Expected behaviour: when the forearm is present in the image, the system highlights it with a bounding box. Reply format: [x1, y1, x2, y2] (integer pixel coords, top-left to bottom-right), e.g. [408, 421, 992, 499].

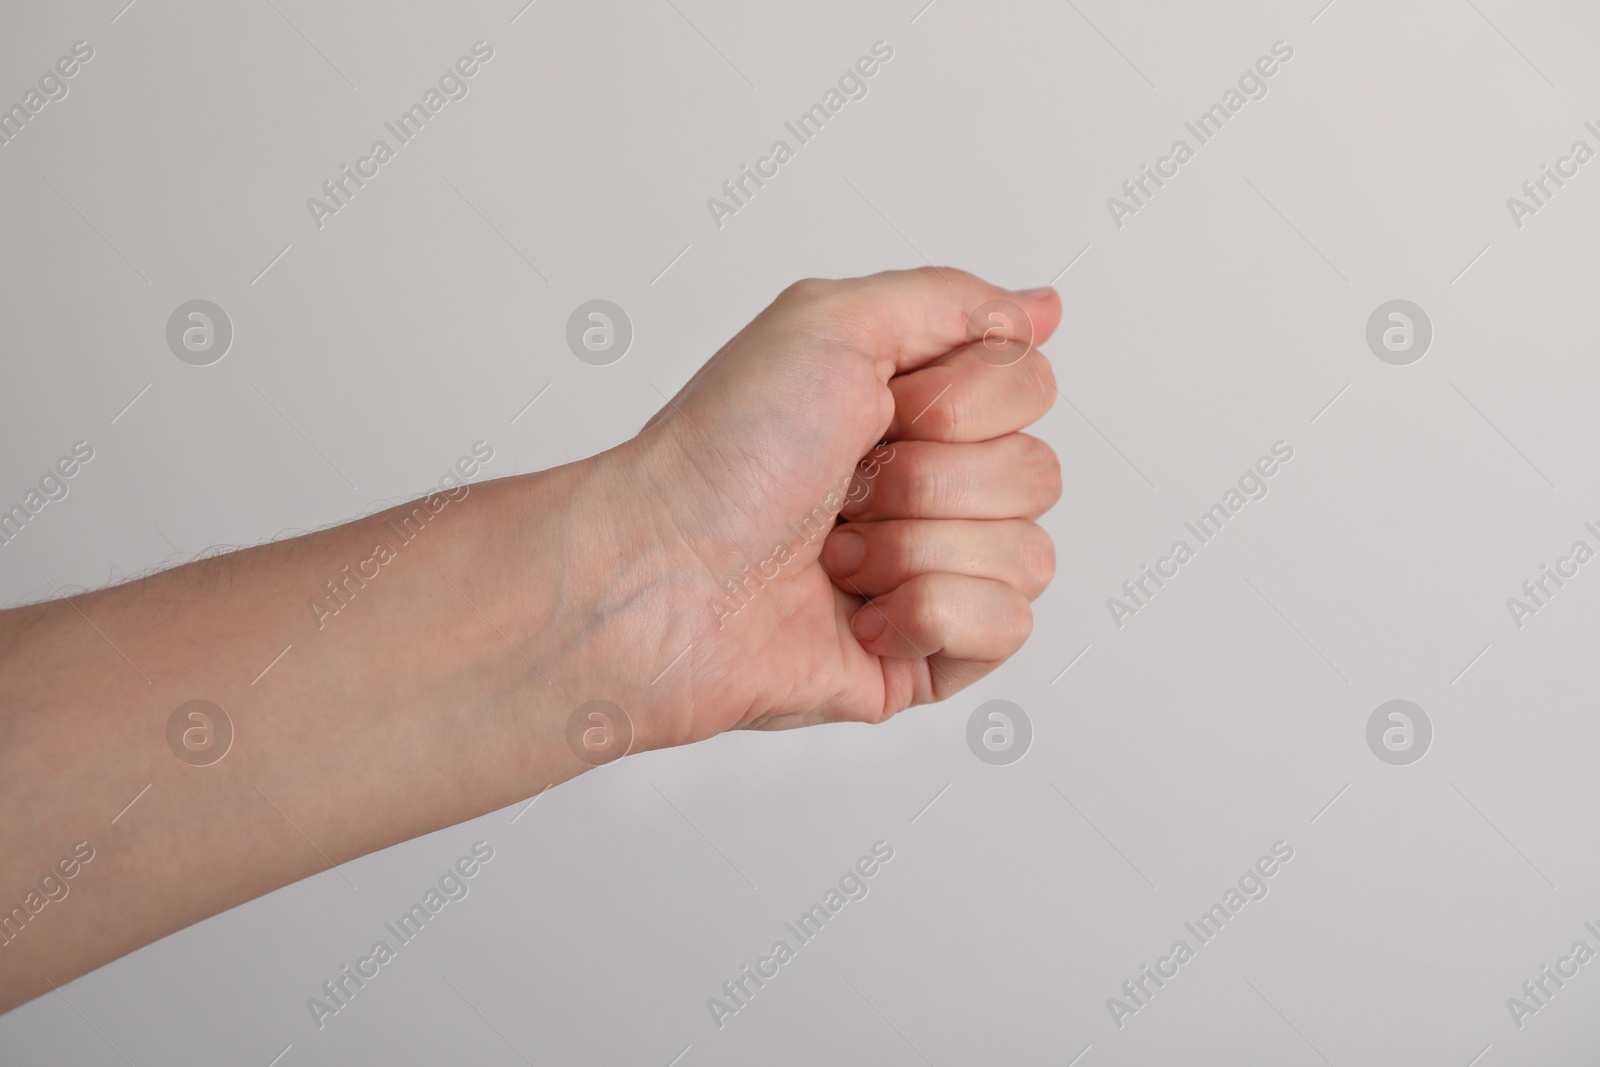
[0, 266, 1063, 1020]
[0, 445, 672, 1010]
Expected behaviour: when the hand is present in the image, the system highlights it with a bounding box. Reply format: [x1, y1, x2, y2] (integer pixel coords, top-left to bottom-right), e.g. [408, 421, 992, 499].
[0, 266, 1061, 1010]
[574, 267, 1063, 748]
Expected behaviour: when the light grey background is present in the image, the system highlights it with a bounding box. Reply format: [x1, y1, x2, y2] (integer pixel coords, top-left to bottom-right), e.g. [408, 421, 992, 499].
[3, 0, 1598, 1063]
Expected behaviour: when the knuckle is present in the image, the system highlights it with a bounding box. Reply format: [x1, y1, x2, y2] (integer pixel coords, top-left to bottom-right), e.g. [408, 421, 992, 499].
[918, 457, 967, 516]
[996, 593, 1034, 650]
[1011, 604, 1036, 646]
[1017, 523, 1056, 596]
[1024, 435, 1062, 508]
[896, 446, 933, 509]
[920, 385, 967, 441]
[884, 521, 927, 575]
[776, 277, 838, 310]
[948, 386, 983, 441]
[1024, 349, 1057, 403]
[907, 576, 949, 637]
[917, 265, 967, 287]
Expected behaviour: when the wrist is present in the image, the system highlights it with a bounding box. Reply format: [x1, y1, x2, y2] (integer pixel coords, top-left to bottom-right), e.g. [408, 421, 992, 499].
[464, 442, 695, 766]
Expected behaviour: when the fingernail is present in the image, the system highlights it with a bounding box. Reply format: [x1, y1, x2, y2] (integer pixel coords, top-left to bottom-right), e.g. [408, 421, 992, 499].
[852, 603, 888, 642]
[824, 529, 865, 577]
[1015, 286, 1057, 300]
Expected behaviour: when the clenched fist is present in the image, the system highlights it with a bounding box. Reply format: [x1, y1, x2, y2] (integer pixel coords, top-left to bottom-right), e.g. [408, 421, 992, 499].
[576, 267, 1063, 746]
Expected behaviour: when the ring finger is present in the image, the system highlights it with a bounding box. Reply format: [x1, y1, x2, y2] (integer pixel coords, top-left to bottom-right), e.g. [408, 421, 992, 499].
[822, 518, 1055, 600]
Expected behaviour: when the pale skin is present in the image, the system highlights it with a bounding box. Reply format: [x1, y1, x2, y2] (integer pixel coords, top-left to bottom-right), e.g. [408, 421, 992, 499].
[0, 267, 1062, 1013]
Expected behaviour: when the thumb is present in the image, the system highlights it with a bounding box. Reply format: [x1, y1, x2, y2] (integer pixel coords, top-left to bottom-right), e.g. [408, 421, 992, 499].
[797, 266, 1062, 375]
